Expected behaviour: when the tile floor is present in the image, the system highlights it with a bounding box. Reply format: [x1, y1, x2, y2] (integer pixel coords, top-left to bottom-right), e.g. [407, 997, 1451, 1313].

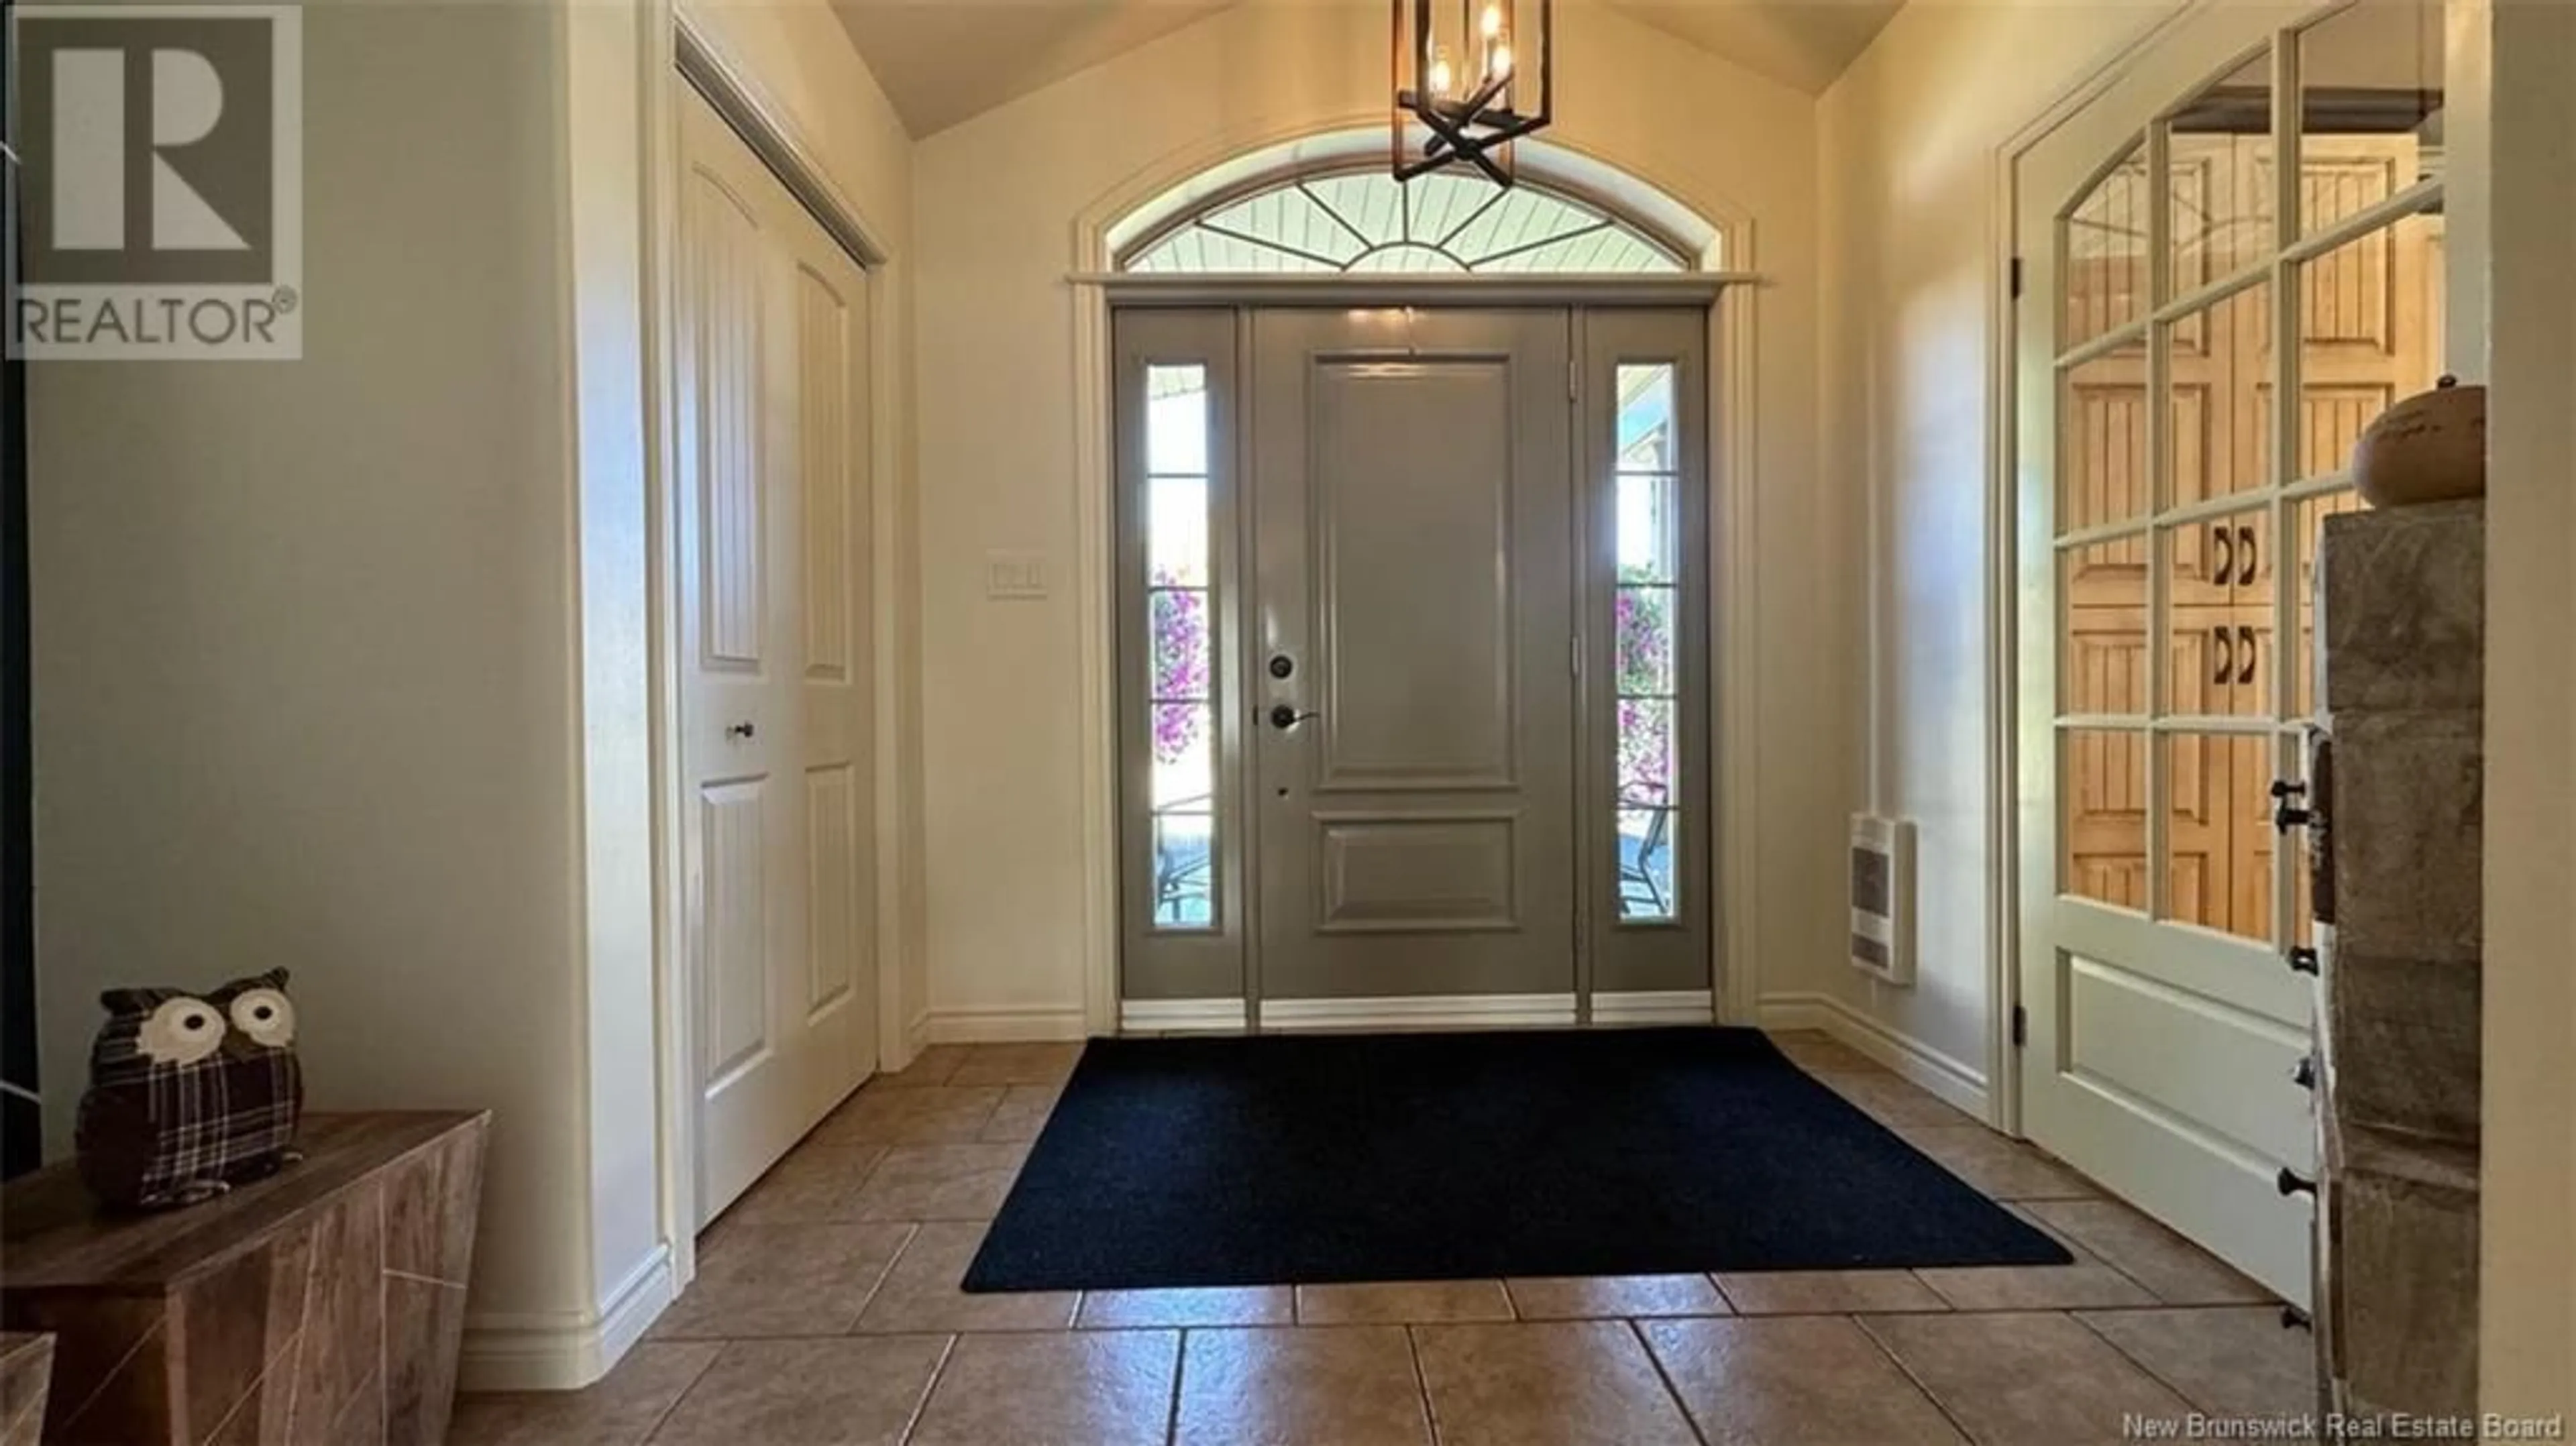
[451, 1033, 2316, 1446]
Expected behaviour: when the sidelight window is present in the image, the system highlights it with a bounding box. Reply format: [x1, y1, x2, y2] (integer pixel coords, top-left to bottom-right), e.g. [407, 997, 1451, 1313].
[1614, 363, 1682, 921]
[1145, 364, 1218, 928]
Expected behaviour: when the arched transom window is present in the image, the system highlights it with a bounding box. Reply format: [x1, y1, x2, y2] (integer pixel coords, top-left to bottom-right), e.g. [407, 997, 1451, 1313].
[1119, 167, 1688, 274]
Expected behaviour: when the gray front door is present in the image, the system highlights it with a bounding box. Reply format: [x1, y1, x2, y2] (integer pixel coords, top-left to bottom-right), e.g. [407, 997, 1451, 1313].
[1250, 309, 1577, 1001]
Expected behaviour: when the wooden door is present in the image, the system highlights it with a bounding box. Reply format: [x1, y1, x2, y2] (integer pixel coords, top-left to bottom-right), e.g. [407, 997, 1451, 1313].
[677, 91, 877, 1226]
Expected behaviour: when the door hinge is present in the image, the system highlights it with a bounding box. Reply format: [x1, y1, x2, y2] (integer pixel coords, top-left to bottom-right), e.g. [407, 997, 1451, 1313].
[1570, 632, 1583, 678]
[1567, 359, 1578, 402]
[2011, 1003, 2028, 1047]
[2009, 256, 2025, 300]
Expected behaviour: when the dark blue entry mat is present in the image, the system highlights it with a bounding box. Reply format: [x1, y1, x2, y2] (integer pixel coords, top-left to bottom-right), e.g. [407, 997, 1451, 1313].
[963, 1027, 2069, 1291]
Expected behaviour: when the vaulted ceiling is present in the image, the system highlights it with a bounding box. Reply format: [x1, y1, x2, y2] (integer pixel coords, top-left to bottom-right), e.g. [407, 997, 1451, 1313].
[828, 0, 1907, 139]
[1613, 0, 1905, 95]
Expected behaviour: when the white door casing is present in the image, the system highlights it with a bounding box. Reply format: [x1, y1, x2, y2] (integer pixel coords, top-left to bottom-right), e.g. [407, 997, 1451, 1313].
[2015, 0, 2444, 1305]
[676, 89, 877, 1227]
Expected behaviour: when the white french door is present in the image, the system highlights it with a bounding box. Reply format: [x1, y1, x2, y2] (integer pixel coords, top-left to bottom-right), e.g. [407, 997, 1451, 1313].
[2015, 0, 2445, 1302]
[676, 88, 879, 1225]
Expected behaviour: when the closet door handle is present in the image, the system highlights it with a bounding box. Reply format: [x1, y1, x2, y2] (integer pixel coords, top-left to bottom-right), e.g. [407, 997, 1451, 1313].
[2237, 625, 2258, 685]
[2237, 524, 2259, 587]
[2211, 525, 2233, 583]
[2211, 626, 2234, 685]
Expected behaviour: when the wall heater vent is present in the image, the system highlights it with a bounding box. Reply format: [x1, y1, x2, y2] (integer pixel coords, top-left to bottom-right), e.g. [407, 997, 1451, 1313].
[1849, 814, 1916, 987]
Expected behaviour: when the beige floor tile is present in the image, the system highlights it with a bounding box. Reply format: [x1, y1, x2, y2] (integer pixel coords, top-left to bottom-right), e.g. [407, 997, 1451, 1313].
[978, 1084, 1063, 1144]
[1813, 1070, 1972, 1129]
[853, 1221, 1080, 1333]
[847, 1142, 1030, 1221]
[449, 1343, 718, 1446]
[811, 1085, 1004, 1146]
[1503, 1275, 1729, 1320]
[1075, 1286, 1295, 1329]
[651, 1221, 913, 1338]
[1173, 1326, 1433, 1446]
[718, 1144, 886, 1226]
[1766, 1032, 1880, 1073]
[1915, 1213, 2159, 1311]
[1894, 1124, 2100, 1199]
[908, 1329, 1179, 1446]
[1913, 1260, 2157, 1311]
[1860, 1311, 2192, 1446]
[1411, 1321, 1697, 1445]
[873, 1044, 969, 1088]
[2078, 1306, 2318, 1421]
[1640, 1315, 1967, 1446]
[2025, 1198, 2274, 1305]
[1713, 1269, 1949, 1316]
[947, 1042, 1087, 1087]
[1295, 1280, 1514, 1325]
[645, 1337, 949, 1446]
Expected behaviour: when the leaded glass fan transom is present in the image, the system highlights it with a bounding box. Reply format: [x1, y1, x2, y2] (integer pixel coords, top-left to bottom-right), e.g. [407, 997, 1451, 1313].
[1120, 169, 1687, 274]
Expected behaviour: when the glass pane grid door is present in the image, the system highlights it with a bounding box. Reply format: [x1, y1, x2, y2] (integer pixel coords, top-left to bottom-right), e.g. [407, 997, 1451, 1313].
[2051, 12, 2443, 950]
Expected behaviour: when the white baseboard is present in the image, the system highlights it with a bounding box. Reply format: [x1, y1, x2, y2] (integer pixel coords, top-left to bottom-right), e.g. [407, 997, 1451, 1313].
[1755, 991, 1991, 1123]
[1260, 993, 1577, 1031]
[920, 1005, 1090, 1044]
[459, 1243, 674, 1394]
[1119, 998, 1249, 1033]
[1593, 990, 1715, 1025]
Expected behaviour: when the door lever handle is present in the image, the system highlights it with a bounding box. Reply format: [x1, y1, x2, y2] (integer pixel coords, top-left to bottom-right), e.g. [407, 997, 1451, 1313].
[725, 720, 757, 740]
[1269, 704, 1320, 730]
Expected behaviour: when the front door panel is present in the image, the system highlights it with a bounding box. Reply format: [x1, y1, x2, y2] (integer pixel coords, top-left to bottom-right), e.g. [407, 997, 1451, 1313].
[1252, 310, 1575, 1001]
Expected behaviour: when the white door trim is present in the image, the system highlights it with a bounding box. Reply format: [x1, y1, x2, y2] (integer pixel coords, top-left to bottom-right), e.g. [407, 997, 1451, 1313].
[672, 20, 886, 269]
[1593, 990, 1718, 1025]
[1118, 999, 1254, 1034]
[1981, 0, 2211, 1137]
[1067, 121, 1766, 1035]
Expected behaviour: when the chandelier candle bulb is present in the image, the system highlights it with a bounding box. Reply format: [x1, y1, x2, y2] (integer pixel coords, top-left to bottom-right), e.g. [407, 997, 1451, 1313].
[1392, 0, 1552, 184]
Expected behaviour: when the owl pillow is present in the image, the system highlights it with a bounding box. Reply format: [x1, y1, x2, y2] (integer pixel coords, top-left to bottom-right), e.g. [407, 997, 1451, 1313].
[76, 968, 304, 1210]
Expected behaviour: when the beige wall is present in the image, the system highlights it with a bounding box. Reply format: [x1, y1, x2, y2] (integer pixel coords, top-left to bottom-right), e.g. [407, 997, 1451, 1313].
[1813, 0, 2182, 1089]
[908, 0, 1840, 1034]
[32, 0, 592, 1340]
[2477, 0, 2576, 1414]
[29, 0, 918, 1392]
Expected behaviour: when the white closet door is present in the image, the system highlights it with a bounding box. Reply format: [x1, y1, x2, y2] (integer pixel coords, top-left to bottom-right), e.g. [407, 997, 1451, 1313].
[677, 88, 876, 1227]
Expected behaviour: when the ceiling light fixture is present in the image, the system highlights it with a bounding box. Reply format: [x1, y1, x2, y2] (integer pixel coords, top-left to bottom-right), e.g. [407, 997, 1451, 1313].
[1391, 0, 1552, 187]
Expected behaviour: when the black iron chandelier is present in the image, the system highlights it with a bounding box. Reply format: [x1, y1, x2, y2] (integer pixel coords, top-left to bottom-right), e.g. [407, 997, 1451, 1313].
[1391, 0, 1552, 186]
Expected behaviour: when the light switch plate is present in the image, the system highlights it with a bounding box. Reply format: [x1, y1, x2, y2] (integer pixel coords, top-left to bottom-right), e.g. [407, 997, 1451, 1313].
[985, 549, 1049, 600]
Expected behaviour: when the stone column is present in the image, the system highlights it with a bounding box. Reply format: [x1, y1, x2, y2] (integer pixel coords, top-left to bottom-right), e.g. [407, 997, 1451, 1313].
[2314, 498, 2483, 1421]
